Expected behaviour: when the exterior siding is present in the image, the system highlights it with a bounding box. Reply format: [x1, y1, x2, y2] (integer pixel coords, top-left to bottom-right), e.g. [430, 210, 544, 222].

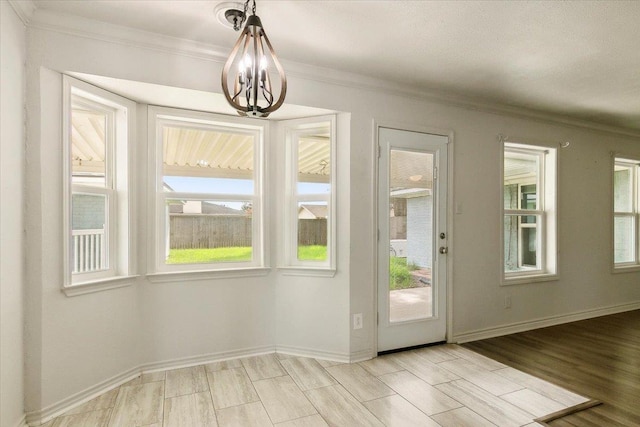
[72, 194, 105, 230]
[407, 196, 432, 268]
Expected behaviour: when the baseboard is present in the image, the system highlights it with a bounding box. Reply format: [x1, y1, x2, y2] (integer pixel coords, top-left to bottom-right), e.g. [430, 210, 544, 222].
[349, 348, 375, 363]
[24, 344, 276, 426]
[14, 415, 28, 427]
[275, 344, 351, 363]
[453, 301, 640, 343]
[139, 344, 276, 373]
[25, 367, 140, 426]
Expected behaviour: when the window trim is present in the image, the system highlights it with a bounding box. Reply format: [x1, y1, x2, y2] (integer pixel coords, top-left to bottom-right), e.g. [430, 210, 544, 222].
[148, 106, 268, 275]
[62, 76, 136, 292]
[501, 138, 558, 285]
[613, 155, 640, 272]
[280, 115, 337, 274]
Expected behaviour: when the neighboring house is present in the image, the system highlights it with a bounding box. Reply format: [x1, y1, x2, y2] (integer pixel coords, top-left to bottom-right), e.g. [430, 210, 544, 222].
[71, 193, 105, 230]
[298, 204, 328, 219]
[168, 200, 245, 215]
[390, 188, 432, 268]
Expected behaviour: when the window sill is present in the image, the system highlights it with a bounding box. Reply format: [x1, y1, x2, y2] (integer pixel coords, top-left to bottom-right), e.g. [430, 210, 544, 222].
[502, 273, 558, 286]
[63, 275, 139, 297]
[146, 267, 271, 283]
[277, 267, 336, 278]
[612, 265, 640, 274]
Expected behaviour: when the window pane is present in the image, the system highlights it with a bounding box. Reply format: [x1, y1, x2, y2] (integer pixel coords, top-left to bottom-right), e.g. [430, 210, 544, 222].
[71, 104, 107, 187]
[297, 133, 330, 195]
[520, 184, 537, 210]
[504, 184, 518, 210]
[614, 165, 633, 212]
[165, 199, 252, 264]
[504, 214, 539, 271]
[504, 151, 539, 210]
[388, 148, 434, 322]
[297, 202, 328, 261]
[521, 225, 537, 267]
[71, 193, 107, 273]
[614, 216, 635, 263]
[162, 126, 254, 195]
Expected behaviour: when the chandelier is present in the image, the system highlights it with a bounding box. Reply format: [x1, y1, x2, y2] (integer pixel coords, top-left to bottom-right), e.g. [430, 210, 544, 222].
[221, 0, 287, 118]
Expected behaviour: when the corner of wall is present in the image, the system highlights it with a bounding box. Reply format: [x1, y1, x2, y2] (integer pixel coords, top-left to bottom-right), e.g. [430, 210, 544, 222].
[1, 2, 28, 426]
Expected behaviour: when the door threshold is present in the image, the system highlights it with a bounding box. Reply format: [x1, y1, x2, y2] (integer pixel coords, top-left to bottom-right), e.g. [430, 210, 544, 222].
[378, 340, 446, 356]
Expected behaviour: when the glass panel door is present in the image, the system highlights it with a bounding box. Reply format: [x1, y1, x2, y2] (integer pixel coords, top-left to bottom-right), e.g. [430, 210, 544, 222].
[378, 127, 448, 352]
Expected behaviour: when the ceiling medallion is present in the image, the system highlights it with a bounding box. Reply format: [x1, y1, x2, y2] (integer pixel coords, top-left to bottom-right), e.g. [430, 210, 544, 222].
[220, 0, 287, 118]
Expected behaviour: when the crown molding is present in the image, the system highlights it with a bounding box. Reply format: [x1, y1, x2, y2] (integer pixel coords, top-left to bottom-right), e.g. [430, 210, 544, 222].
[26, 7, 640, 139]
[29, 8, 229, 63]
[8, 0, 36, 25]
[285, 60, 640, 139]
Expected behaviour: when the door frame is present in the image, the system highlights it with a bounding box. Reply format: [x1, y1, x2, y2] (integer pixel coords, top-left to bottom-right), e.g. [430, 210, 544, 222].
[371, 120, 455, 354]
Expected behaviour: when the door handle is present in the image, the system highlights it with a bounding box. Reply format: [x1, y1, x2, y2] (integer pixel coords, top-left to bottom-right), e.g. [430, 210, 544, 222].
[439, 247, 448, 254]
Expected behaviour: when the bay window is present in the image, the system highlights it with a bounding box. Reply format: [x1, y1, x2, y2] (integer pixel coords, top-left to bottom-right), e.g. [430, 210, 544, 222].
[282, 116, 336, 272]
[63, 76, 134, 289]
[149, 107, 266, 273]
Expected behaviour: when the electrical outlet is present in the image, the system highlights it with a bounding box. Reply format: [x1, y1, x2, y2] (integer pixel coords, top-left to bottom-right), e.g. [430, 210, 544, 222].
[504, 295, 512, 309]
[353, 313, 363, 329]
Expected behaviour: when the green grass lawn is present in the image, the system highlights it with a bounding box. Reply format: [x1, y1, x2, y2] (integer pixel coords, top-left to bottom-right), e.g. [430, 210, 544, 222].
[167, 247, 253, 264]
[298, 245, 327, 261]
[389, 257, 419, 290]
[169, 249, 415, 289]
[167, 245, 328, 264]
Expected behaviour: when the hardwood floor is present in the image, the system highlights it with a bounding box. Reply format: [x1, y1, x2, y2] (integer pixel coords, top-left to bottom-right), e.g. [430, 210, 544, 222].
[464, 310, 640, 427]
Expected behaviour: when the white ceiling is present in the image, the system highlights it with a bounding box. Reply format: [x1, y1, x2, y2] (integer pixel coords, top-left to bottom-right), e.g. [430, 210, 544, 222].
[32, 0, 640, 132]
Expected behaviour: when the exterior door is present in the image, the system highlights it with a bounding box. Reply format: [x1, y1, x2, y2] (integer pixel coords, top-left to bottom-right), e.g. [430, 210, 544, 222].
[377, 127, 448, 352]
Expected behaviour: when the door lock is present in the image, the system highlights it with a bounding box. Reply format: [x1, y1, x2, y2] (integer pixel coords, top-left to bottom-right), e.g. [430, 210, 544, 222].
[439, 247, 448, 254]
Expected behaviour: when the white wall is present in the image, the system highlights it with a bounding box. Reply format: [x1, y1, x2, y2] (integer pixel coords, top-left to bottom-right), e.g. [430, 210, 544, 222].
[24, 67, 143, 420]
[21, 8, 640, 419]
[273, 113, 351, 360]
[0, 2, 27, 426]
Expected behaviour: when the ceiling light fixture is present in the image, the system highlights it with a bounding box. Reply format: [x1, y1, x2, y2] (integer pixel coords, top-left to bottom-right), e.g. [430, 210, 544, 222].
[221, 0, 287, 118]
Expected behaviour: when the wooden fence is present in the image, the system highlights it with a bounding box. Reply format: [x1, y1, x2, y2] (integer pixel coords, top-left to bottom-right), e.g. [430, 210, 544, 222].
[298, 218, 327, 246]
[170, 215, 252, 249]
[170, 215, 328, 248]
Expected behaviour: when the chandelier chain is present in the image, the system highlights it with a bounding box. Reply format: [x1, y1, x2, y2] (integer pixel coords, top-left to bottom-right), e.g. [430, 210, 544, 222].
[235, 0, 256, 30]
[242, 0, 257, 18]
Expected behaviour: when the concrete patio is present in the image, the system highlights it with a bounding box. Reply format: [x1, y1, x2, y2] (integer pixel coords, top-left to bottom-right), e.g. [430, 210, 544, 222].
[389, 286, 433, 322]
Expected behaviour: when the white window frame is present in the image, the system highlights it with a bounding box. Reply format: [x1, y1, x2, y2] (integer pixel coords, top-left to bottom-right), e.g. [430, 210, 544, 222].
[501, 139, 558, 284]
[62, 76, 136, 294]
[280, 115, 337, 275]
[613, 156, 640, 271]
[147, 107, 268, 277]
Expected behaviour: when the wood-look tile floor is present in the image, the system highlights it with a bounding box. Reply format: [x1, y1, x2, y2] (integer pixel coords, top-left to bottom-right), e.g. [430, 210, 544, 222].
[41, 344, 590, 427]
